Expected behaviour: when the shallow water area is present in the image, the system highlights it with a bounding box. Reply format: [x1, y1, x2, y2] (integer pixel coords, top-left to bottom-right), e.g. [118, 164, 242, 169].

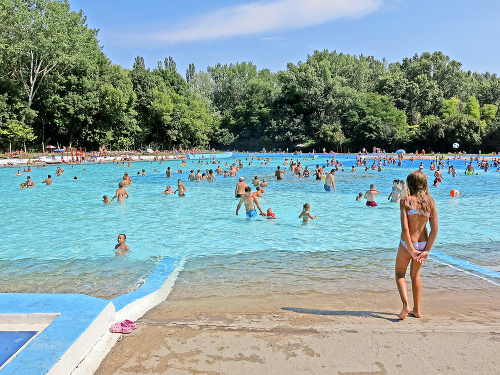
[1, 155, 499, 298]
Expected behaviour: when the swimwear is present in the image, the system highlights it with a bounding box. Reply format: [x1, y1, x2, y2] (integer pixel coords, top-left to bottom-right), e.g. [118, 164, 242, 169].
[366, 201, 377, 207]
[467, 171, 473, 175]
[236, 194, 243, 198]
[324, 184, 332, 192]
[400, 239, 427, 251]
[406, 197, 430, 217]
[246, 209, 257, 218]
[391, 198, 398, 202]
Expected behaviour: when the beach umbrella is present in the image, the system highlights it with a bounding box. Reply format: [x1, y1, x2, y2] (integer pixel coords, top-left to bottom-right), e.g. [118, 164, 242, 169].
[146, 148, 154, 153]
[46, 145, 56, 149]
[395, 149, 406, 154]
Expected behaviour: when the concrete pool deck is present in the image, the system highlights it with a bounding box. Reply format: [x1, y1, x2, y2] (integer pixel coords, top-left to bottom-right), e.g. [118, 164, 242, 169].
[0, 256, 184, 375]
[95, 287, 500, 375]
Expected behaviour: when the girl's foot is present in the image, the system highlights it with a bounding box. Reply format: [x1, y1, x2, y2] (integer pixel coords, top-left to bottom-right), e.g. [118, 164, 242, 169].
[398, 306, 411, 320]
[409, 310, 422, 318]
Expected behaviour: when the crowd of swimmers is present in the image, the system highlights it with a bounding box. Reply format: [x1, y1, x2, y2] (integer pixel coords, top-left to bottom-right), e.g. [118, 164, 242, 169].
[20, 150, 500, 319]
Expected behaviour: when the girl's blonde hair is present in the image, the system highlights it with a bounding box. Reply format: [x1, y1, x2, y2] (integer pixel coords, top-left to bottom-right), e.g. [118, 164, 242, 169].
[406, 171, 430, 212]
[303, 203, 311, 210]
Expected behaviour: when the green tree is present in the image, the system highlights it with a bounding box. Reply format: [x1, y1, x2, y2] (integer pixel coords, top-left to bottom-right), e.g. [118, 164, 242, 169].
[480, 104, 498, 125]
[464, 96, 480, 119]
[439, 97, 461, 118]
[1, 0, 102, 115]
[0, 119, 36, 152]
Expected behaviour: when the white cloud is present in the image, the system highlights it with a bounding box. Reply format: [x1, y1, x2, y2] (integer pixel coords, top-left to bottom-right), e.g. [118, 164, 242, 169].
[133, 0, 381, 44]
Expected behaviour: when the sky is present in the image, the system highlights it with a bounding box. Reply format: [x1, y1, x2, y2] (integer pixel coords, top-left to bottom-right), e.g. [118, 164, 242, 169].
[69, 0, 500, 76]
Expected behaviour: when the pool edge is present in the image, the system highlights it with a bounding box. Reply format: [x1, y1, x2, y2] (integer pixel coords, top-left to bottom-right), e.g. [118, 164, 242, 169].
[0, 257, 185, 375]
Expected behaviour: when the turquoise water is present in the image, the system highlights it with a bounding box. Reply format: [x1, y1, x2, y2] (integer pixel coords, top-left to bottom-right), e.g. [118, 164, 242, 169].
[1, 156, 499, 298]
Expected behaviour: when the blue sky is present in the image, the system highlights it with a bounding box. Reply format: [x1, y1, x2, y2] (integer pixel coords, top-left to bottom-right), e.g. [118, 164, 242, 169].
[70, 0, 500, 76]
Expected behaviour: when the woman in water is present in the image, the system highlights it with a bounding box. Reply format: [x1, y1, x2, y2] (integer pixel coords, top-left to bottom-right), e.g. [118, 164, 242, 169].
[395, 171, 438, 319]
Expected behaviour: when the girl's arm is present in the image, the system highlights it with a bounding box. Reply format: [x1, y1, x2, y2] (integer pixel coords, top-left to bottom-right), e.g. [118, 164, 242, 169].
[417, 198, 438, 262]
[399, 199, 421, 260]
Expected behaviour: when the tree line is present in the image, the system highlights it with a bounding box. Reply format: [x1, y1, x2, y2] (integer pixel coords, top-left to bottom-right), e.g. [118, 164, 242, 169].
[1, 0, 499, 153]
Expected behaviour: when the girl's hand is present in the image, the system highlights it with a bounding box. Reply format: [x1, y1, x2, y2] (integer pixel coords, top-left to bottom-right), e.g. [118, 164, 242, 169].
[416, 250, 429, 263]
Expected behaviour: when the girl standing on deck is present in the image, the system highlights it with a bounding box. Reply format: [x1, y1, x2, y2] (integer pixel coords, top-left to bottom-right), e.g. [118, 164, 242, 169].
[395, 171, 438, 319]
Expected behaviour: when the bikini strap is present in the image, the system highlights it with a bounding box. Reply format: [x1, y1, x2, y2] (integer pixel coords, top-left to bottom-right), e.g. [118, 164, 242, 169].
[408, 196, 414, 209]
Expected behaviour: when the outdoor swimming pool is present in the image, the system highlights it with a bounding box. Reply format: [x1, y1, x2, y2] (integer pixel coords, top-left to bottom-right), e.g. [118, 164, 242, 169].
[1, 155, 499, 299]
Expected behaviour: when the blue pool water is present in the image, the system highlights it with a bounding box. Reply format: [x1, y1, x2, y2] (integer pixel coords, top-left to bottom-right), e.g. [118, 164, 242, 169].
[1, 155, 499, 298]
[0, 331, 37, 367]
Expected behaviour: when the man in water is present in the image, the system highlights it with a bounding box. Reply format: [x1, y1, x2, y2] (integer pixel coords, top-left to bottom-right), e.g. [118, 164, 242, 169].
[42, 175, 52, 185]
[324, 169, 337, 192]
[434, 166, 444, 182]
[466, 162, 474, 175]
[252, 176, 260, 187]
[275, 166, 284, 180]
[166, 167, 172, 178]
[235, 177, 248, 198]
[236, 186, 264, 218]
[364, 184, 380, 207]
[111, 182, 129, 202]
[175, 179, 187, 197]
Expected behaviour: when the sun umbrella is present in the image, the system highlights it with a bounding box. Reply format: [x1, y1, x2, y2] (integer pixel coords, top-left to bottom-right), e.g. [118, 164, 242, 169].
[46, 145, 56, 149]
[395, 149, 406, 154]
[146, 148, 154, 153]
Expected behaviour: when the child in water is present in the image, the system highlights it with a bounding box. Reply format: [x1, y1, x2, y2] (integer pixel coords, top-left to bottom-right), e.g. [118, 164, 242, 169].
[115, 233, 130, 255]
[299, 203, 317, 223]
[266, 208, 276, 219]
[355, 192, 363, 201]
[395, 171, 438, 320]
[101, 195, 111, 204]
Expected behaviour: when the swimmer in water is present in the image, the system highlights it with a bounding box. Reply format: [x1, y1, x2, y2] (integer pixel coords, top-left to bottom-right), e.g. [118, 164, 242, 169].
[266, 208, 276, 219]
[356, 192, 363, 201]
[111, 182, 129, 202]
[236, 186, 264, 218]
[115, 233, 130, 255]
[299, 203, 317, 223]
[174, 179, 187, 197]
[101, 195, 111, 204]
[395, 171, 438, 320]
[364, 184, 380, 206]
[324, 170, 336, 192]
[388, 179, 401, 202]
[42, 175, 53, 185]
[160, 185, 175, 195]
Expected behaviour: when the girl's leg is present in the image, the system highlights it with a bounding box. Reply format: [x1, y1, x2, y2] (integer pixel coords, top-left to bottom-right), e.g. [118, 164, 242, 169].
[395, 244, 412, 319]
[409, 258, 423, 318]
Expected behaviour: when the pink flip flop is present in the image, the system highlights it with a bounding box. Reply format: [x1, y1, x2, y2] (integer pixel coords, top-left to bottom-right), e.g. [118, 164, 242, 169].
[110, 322, 132, 334]
[122, 319, 138, 329]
